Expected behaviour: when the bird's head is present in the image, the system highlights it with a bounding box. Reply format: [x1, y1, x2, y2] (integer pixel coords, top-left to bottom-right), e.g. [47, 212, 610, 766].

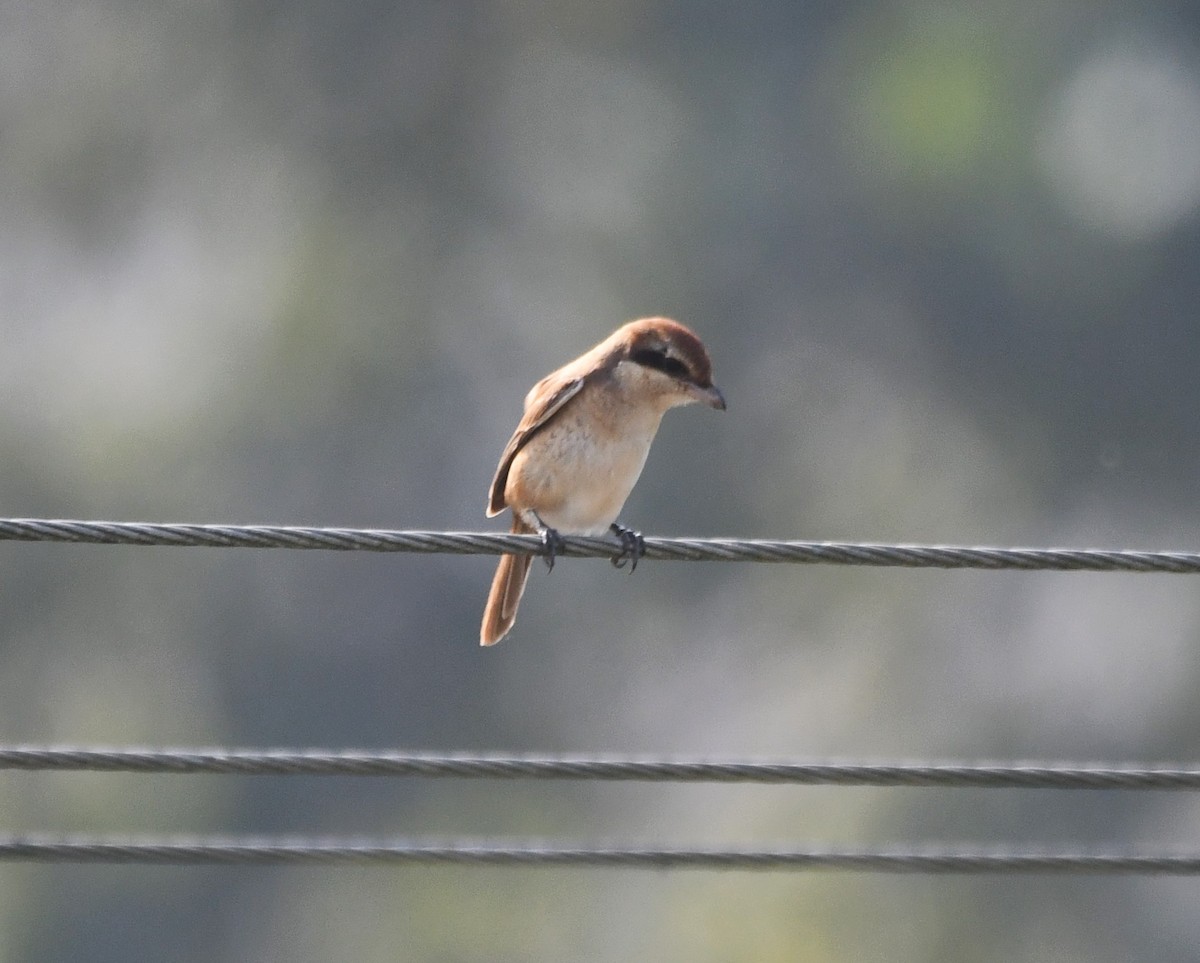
[613, 317, 726, 411]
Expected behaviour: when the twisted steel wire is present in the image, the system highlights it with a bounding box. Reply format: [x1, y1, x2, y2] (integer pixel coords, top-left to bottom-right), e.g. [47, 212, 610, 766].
[4, 521, 1196, 876]
[3, 747, 1200, 789]
[0, 835, 1197, 872]
[1, 518, 1199, 571]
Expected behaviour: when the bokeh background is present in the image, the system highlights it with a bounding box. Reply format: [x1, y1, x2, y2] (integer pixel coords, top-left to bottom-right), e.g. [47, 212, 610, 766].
[3, 0, 1200, 959]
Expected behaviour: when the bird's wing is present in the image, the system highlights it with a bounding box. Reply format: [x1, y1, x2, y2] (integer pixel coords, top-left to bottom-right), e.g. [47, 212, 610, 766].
[486, 373, 587, 516]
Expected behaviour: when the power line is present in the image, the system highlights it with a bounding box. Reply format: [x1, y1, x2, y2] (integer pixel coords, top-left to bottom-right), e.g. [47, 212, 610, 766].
[4, 524, 1196, 879]
[0, 836, 1197, 872]
[1, 518, 1199, 572]
[3, 747, 1200, 789]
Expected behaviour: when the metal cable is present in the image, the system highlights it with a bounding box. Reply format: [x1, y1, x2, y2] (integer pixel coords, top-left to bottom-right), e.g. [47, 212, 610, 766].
[1, 518, 1199, 571]
[2, 747, 1200, 789]
[0, 836, 1196, 872]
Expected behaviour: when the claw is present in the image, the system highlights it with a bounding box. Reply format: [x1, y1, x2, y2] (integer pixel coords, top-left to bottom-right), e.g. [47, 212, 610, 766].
[609, 523, 645, 571]
[538, 525, 566, 572]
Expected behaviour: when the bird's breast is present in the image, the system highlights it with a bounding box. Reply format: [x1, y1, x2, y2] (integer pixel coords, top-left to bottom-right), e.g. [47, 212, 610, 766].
[504, 401, 664, 535]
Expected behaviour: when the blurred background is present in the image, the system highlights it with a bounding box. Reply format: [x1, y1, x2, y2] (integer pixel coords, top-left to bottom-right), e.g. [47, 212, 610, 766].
[2, 0, 1200, 959]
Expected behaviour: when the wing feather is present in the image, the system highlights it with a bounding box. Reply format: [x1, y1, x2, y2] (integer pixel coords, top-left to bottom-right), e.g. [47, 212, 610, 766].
[486, 374, 586, 516]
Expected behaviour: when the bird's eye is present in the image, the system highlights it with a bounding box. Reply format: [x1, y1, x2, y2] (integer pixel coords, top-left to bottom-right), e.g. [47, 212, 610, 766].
[631, 347, 690, 379]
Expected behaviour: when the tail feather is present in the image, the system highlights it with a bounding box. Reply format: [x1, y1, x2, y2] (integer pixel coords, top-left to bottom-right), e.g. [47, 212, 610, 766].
[480, 519, 534, 646]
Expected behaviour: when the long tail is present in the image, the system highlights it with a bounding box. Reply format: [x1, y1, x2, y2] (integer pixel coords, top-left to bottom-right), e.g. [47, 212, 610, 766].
[480, 517, 534, 646]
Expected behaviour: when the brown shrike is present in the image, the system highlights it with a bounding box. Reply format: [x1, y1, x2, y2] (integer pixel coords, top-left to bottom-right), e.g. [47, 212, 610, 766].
[480, 317, 725, 646]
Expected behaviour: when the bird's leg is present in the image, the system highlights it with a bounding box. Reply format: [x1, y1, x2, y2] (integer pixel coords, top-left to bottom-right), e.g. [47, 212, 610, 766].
[529, 512, 565, 572]
[539, 527, 566, 571]
[609, 522, 645, 571]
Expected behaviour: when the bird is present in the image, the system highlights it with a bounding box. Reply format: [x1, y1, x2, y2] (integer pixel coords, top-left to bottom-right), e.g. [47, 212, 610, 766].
[480, 317, 725, 646]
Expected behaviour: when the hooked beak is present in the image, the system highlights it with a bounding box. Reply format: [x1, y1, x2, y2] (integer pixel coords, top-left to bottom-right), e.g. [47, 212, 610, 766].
[689, 382, 726, 410]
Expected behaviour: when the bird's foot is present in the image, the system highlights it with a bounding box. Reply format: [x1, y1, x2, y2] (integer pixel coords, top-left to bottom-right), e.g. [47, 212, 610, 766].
[538, 525, 566, 572]
[609, 523, 645, 571]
